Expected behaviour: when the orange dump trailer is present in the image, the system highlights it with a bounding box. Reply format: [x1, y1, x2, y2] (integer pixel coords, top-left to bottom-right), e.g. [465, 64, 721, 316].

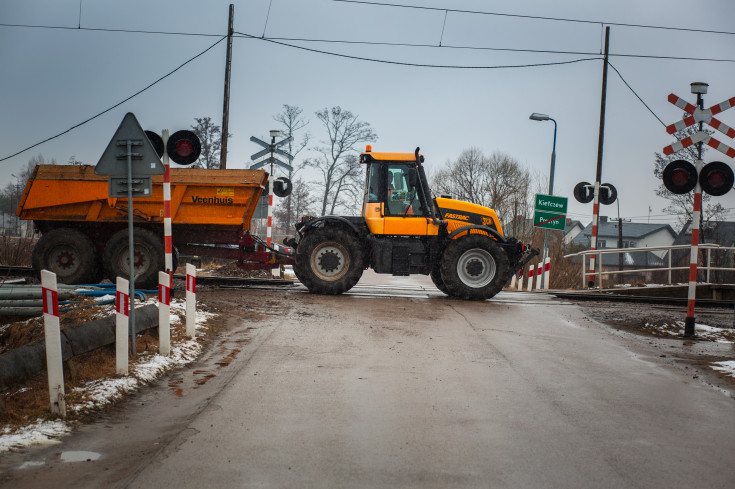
[16, 165, 289, 287]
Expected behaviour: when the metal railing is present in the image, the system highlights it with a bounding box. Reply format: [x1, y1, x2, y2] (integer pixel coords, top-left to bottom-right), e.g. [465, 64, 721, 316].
[564, 244, 735, 290]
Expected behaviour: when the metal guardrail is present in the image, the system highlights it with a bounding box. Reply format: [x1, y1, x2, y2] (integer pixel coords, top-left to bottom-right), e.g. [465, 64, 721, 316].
[564, 244, 735, 290]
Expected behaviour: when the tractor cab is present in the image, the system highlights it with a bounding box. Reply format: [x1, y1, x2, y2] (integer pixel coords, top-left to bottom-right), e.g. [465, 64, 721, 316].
[360, 146, 440, 236]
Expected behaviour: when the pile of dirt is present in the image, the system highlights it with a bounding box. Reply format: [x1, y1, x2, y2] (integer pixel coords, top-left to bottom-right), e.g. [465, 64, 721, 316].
[208, 261, 275, 279]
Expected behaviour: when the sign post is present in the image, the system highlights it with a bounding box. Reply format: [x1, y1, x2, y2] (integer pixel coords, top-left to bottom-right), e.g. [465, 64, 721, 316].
[95, 113, 164, 356]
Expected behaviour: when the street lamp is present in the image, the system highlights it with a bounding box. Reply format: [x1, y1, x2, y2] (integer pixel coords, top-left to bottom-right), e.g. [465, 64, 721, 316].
[529, 112, 558, 288]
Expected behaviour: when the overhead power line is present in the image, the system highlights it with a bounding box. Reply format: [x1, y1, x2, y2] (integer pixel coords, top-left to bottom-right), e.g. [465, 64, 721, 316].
[332, 0, 735, 37]
[236, 32, 601, 69]
[3, 22, 734, 63]
[0, 36, 226, 163]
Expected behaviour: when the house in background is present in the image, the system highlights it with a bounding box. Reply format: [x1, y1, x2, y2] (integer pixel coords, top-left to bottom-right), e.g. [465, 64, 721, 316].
[571, 217, 678, 282]
[564, 219, 584, 245]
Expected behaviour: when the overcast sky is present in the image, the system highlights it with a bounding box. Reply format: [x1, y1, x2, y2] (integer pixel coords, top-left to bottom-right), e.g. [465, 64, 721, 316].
[2, 0, 734, 229]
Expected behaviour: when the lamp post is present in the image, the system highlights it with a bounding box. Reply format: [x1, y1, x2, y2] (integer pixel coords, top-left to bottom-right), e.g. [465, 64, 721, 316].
[529, 113, 557, 288]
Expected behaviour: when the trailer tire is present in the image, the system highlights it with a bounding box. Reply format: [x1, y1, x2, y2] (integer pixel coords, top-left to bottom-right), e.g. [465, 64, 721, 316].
[103, 228, 164, 289]
[32, 228, 98, 284]
[440, 235, 509, 300]
[294, 227, 364, 295]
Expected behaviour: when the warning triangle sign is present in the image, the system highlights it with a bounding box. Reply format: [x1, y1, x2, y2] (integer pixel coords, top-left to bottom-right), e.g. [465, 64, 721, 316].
[95, 113, 164, 176]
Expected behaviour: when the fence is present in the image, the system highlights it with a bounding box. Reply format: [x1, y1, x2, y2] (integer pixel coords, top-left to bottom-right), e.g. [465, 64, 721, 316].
[564, 244, 735, 290]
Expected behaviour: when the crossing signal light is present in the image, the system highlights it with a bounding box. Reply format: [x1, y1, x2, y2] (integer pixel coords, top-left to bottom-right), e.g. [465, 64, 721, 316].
[145, 131, 164, 158]
[662, 159, 697, 194]
[599, 183, 617, 205]
[573, 181, 594, 204]
[167, 130, 201, 165]
[273, 177, 293, 198]
[699, 161, 734, 196]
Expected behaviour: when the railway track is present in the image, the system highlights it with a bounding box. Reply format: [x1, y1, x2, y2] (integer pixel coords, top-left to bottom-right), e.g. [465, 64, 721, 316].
[2, 265, 734, 308]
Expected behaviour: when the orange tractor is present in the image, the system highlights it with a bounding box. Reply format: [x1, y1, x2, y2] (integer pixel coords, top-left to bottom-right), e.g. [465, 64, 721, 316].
[291, 147, 537, 300]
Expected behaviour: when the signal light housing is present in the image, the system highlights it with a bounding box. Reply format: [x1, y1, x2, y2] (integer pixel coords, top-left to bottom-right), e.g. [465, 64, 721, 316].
[573, 181, 594, 204]
[662, 159, 697, 194]
[145, 131, 164, 158]
[273, 177, 293, 198]
[167, 130, 201, 165]
[599, 183, 617, 205]
[699, 161, 734, 196]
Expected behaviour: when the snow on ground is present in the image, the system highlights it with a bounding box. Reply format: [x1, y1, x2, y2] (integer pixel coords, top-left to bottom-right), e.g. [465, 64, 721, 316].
[711, 361, 735, 379]
[643, 321, 735, 343]
[0, 299, 216, 454]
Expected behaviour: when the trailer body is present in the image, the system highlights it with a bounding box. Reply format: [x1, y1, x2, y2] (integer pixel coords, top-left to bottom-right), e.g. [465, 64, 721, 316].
[17, 165, 289, 286]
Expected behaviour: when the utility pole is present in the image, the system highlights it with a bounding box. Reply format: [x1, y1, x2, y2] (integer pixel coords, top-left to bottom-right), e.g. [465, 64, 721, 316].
[220, 4, 234, 170]
[588, 26, 610, 287]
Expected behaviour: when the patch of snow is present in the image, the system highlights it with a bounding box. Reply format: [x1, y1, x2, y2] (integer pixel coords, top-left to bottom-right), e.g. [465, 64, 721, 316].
[0, 420, 69, 453]
[0, 299, 216, 454]
[711, 360, 735, 378]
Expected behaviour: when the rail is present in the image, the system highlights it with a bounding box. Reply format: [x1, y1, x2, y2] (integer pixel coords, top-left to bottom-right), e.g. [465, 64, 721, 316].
[564, 243, 735, 290]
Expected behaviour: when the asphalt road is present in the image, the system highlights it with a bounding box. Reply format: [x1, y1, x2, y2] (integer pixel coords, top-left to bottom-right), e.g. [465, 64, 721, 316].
[2, 273, 735, 488]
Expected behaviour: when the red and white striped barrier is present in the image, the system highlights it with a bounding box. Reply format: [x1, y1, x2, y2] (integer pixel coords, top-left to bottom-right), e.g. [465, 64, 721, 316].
[542, 257, 551, 290]
[41, 270, 66, 417]
[186, 263, 196, 339]
[116, 277, 130, 374]
[516, 269, 524, 291]
[158, 271, 171, 356]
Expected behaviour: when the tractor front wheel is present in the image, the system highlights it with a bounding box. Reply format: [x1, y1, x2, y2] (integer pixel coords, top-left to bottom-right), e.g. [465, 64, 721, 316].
[440, 235, 509, 300]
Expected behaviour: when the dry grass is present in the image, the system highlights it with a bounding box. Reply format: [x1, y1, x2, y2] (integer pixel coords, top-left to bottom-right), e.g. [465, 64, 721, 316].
[0, 236, 35, 267]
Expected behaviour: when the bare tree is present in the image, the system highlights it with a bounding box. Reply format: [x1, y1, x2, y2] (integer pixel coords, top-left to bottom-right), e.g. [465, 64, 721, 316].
[273, 178, 317, 236]
[190, 117, 223, 169]
[273, 104, 310, 231]
[431, 148, 533, 230]
[306, 106, 377, 216]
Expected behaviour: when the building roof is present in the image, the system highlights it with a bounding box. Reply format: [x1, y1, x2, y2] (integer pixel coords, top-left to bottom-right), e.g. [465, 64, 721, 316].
[564, 220, 583, 234]
[572, 221, 677, 246]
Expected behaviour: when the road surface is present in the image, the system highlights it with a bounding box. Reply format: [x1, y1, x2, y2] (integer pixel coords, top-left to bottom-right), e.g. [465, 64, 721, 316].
[2, 273, 734, 488]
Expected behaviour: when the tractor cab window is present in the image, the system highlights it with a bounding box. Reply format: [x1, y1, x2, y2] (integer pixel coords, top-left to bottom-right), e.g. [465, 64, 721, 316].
[385, 164, 424, 217]
[366, 163, 382, 203]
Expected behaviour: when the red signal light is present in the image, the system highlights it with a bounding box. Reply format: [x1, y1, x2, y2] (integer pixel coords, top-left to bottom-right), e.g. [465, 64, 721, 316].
[167, 130, 201, 165]
[662, 160, 697, 194]
[700, 161, 733, 196]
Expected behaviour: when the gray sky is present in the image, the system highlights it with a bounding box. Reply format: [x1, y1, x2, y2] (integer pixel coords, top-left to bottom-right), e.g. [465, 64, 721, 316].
[2, 0, 735, 229]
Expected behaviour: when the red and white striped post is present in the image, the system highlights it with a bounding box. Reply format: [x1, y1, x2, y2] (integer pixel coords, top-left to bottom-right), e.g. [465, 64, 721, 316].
[588, 182, 601, 287]
[41, 270, 66, 417]
[185, 263, 196, 339]
[517, 269, 524, 291]
[158, 271, 171, 356]
[542, 257, 551, 289]
[685, 171, 703, 336]
[526, 265, 535, 292]
[116, 277, 130, 374]
[266, 177, 274, 248]
[535, 262, 543, 290]
[162, 129, 174, 287]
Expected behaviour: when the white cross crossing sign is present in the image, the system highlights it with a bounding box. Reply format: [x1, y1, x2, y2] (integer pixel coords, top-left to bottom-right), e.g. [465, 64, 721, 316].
[663, 93, 735, 159]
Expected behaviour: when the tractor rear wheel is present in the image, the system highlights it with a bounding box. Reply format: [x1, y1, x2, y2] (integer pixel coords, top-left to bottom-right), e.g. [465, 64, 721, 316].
[430, 265, 449, 295]
[440, 235, 509, 300]
[294, 227, 364, 295]
[32, 228, 98, 284]
[103, 228, 164, 289]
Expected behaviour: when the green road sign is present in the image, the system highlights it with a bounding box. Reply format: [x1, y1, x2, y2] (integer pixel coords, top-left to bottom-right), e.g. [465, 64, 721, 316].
[534, 194, 568, 231]
[535, 194, 568, 213]
[533, 209, 566, 231]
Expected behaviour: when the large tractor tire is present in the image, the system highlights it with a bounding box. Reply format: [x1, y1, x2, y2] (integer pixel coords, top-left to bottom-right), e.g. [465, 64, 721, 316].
[439, 235, 509, 300]
[103, 227, 164, 289]
[430, 265, 449, 295]
[31, 228, 99, 284]
[294, 227, 364, 295]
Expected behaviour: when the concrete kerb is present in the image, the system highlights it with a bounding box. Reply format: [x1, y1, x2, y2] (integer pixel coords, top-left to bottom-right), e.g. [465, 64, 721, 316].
[0, 304, 158, 390]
